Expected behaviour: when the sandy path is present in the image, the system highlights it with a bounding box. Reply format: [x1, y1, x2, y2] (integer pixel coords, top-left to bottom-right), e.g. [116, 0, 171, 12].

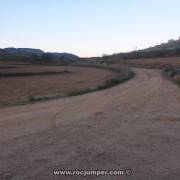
[0, 68, 180, 180]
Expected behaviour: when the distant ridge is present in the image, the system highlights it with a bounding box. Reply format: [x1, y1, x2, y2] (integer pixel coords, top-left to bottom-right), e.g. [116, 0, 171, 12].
[85, 37, 180, 64]
[0, 47, 79, 64]
[46, 52, 79, 61]
[0, 49, 9, 56]
[5, 48, 44, 57]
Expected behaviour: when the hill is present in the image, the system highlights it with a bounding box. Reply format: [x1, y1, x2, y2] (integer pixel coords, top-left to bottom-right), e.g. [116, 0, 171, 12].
[4, 48, 44, 57]
[84, 38, 180, 64]
[0, 49, 9, 56]
[0, 48, 79, 65]
[143, 38, 180, 52]
[45, 52, 79, 61]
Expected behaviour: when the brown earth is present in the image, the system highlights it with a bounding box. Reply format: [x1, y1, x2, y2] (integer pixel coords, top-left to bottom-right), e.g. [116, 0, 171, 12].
[121, 57, 180, 69]
[0, 61, 31, 65]
[0, 65, 75, 73]
[0, 68, 180, 180]
[0, 66, 117, 106]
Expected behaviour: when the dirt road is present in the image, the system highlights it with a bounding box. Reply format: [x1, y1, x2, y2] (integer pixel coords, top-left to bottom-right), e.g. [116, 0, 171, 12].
[0, 68, 180, 180]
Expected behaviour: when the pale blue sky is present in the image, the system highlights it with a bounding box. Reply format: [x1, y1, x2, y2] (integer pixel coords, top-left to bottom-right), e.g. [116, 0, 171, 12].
[0, 0, 180, 57]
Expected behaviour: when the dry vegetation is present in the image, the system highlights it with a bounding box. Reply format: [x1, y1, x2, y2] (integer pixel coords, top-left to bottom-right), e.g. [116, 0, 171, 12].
[163, 65, 180, 85]
[120, 57, 180, 69]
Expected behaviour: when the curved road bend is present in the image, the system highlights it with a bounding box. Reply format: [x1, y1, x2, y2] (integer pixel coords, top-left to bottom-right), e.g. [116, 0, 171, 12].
[0, 68, 180, 180]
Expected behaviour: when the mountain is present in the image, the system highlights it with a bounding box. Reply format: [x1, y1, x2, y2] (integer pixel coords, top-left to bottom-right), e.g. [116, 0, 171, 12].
[0, 49, 9, 56]
[45, 52, 79, 61]
[5, 48, 44, 57]
[0, 48, 79, 64]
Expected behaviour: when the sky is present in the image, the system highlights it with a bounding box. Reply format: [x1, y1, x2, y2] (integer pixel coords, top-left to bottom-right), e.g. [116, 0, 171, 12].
[0, 0, 180, 57]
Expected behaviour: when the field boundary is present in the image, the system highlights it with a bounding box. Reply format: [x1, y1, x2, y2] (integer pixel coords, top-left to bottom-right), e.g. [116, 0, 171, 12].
[0, 65, 135, 108]
[0, 70, 72, 78]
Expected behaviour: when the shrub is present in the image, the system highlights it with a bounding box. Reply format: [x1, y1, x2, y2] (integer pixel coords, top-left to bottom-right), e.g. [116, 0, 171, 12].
[163, 65, 180, 86]
[28, 96, 36, 102]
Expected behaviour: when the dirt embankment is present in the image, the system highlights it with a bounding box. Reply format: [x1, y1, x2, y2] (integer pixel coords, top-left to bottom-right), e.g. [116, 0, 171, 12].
[120, 56, 180, 69]
[0, 68, 180, 180]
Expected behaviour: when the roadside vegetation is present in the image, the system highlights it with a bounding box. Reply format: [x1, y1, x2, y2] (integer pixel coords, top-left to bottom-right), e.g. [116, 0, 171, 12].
[0, 70, 71, 78]
[164, 65, 180, 86]
[28, 65, 135, 102]
[66, 65, 134, 96]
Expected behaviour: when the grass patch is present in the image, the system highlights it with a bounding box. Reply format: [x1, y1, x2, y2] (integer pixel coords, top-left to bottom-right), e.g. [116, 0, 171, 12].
[0, 70, 72, 78]
[27, 94, 63, 103]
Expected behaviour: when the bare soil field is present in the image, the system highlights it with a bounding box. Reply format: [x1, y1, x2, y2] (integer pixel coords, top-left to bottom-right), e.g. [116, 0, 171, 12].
[122, 56, 180, 69]
[0, 61, 31, 66]
[0, 65, 118, 107]
[0, 68, 180, 180]
[0, 65, 73, 73]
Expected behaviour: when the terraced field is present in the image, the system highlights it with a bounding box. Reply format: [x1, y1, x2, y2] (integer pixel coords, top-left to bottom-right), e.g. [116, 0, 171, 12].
[0, 65, 118, 107]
